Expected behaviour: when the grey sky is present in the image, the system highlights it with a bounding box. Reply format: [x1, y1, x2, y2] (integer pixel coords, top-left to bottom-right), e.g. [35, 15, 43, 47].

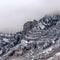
[0, 0, 60, 33]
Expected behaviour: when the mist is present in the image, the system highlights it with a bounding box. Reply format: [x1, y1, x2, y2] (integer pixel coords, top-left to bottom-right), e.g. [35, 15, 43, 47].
[0, 0, 60, 33]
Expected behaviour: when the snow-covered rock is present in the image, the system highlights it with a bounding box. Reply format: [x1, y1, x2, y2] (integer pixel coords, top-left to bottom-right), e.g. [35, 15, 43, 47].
[3, 38, 9, 42]
[0, 14, 60, 60]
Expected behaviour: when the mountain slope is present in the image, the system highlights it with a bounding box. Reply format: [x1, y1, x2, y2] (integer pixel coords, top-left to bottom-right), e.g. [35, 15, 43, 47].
[1, 14, 60, 60]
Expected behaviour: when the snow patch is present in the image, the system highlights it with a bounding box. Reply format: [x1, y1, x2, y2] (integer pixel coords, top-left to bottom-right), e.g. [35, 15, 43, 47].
[21, 39, 28, 46]
[3, 38, 9, 42]
[55, 52, 60, 56]
[38, 23, 45, 29]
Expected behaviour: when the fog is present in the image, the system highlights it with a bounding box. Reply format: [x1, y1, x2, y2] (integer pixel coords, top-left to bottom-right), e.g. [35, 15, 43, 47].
[0, 0, 60, 33]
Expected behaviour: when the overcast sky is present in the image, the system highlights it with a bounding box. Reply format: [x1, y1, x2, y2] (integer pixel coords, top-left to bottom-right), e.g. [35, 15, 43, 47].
[0, 0, 60, 33]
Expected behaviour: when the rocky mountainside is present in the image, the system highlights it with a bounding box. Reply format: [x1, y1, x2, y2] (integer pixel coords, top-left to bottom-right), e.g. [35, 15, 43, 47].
[0, 14, 60, 60]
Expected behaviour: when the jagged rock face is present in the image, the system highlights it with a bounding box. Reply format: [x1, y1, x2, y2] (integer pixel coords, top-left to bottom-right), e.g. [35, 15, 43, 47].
[0, 14, 60, 60]
[0, 33, 23, 56]
[39, 15, 60, 29]
[23, 20, 38, 34]
[18, 15, 60, 60]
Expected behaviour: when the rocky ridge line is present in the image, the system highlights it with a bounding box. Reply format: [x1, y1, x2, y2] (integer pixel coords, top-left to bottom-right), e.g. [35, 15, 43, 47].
[0, 14, 60, 60]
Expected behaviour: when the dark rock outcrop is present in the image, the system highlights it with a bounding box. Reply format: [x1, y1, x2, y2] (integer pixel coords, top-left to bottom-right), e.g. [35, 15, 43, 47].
[23, 20, 38, 34]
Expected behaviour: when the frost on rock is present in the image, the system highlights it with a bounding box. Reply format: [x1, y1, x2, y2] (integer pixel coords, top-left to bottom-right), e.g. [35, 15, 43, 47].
[0, 14, 60, 60]
[38, 23, 45, 29]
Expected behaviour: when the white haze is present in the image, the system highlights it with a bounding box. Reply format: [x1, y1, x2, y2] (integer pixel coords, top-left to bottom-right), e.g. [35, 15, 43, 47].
[0, 0, 60, 33]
